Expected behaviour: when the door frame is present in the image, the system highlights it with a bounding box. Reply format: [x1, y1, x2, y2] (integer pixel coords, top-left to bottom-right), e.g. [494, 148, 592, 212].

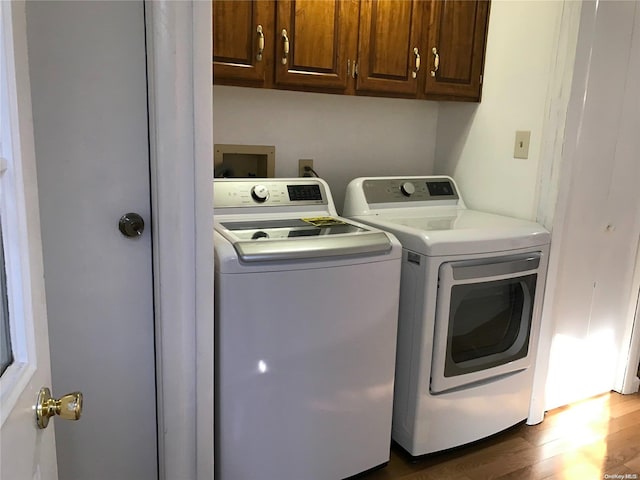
[527, 1, 583, 424]
[0, 1, 58, 476]
[616, 238, 640, 394]
[145, 2, 213, 479]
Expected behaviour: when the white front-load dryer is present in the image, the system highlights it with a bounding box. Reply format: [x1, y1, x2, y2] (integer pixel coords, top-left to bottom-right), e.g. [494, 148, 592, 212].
[343, 176, 551, 457]
[214, 178, 402, 479]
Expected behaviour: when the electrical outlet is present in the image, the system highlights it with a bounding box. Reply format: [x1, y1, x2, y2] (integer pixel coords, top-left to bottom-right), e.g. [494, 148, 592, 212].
[298, 159, 314, 177]
[514, 131, 531, 159]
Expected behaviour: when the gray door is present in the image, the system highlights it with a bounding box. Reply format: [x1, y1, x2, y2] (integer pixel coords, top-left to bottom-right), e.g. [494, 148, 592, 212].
[26, 2, 157, 479]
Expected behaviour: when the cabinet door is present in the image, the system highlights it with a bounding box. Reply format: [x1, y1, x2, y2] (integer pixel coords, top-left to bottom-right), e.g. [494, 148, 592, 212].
[213, 1, 275, 87]
[356, 0, 425, 97]
[274, 0, 359, 92]
[424, 0, 490, 101]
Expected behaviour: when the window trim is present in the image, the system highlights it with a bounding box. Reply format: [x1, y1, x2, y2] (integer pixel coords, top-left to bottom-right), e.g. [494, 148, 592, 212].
[0, 0, 39, 426]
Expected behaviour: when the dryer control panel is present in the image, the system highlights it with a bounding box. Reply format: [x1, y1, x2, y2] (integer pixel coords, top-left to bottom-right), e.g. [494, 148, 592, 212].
[362, 177, 459, 204]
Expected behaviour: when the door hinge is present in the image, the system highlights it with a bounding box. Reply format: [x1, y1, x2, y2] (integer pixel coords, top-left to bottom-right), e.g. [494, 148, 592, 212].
[480, 74, 483, 85]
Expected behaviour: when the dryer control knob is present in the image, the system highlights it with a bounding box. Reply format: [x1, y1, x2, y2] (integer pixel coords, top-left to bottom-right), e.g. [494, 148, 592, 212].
[251, 185, 270, 203]
[400, 182, 416, 197]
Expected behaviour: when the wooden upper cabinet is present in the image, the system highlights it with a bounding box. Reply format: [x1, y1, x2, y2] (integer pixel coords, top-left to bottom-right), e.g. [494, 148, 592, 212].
[424, 0, 490, 101]
[212, 0, 491, 102]
[274, 0, 359, 92]
[356, 0, 426, 97]
[213, 1, 275, 87]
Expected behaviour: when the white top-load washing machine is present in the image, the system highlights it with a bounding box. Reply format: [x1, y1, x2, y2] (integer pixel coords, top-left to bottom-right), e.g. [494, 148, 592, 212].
[343, 176, 551, 457]
[214, 178, 402, 479]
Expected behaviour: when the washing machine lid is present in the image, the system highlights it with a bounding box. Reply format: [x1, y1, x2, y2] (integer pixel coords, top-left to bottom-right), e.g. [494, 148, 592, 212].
[352, 209, 550, 256]
[215, 217, 392, 262]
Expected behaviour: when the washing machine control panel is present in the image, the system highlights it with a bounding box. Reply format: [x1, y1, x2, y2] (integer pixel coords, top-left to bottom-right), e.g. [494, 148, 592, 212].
[215, 179, 329, 208]
[363, 178, 459, 204]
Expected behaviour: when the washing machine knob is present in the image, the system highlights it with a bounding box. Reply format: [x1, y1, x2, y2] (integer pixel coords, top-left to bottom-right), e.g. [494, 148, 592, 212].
[400, 182, 416, 197]
[251, 185, 270, 203]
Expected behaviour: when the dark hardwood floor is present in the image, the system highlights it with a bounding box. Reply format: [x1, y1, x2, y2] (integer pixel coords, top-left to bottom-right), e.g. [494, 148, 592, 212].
[359, 391, 640, 480]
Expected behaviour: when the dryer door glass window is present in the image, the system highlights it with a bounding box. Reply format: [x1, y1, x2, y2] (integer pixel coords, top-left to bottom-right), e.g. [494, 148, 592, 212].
[445, 274, 537, 378]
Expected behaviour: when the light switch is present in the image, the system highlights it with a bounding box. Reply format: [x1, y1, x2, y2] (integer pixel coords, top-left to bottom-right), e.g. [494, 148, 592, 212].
[514, 131, 531, 159]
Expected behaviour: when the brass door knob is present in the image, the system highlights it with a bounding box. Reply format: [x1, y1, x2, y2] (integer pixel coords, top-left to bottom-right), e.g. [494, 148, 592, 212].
[36, 387, 83, 429]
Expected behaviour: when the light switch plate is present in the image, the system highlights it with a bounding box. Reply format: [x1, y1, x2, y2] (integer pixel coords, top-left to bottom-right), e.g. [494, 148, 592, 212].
[514, 131, 531, 159]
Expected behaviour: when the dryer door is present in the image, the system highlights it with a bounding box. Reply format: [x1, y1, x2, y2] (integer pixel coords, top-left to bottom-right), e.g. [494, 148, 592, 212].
[430, 253, 541, 393]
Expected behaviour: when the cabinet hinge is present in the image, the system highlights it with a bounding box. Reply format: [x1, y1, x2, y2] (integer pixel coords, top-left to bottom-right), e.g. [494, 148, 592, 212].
[480, 74, 483, 85]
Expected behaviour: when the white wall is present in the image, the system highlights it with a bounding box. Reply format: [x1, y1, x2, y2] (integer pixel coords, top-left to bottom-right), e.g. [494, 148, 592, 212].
[213, 86, 438, 212]
[435, 0, 575, 223]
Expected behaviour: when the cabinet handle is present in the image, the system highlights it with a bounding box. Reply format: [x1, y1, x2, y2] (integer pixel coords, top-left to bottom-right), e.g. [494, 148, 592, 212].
[256, 25, 264, 61]
[430, 47, 439, 77]
[412, 47, 420, 79]
[281, 29, 289, 65]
